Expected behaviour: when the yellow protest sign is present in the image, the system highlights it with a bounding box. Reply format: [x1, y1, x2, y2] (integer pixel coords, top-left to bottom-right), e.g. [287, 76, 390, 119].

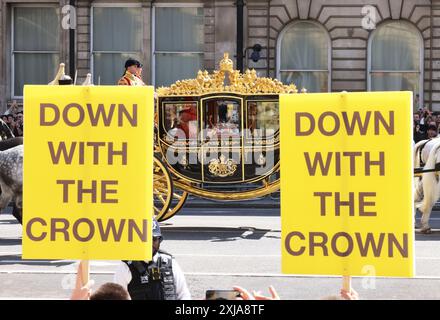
[280, 91, 414, 277]
[23, 85, 153, 261]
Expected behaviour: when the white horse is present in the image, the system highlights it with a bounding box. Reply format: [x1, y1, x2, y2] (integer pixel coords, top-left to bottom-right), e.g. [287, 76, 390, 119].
[0, 144, 23, 211]
[414, 137, 440, 233]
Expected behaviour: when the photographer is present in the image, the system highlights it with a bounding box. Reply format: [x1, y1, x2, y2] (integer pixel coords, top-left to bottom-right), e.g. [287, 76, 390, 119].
[419, 107, 432, 132]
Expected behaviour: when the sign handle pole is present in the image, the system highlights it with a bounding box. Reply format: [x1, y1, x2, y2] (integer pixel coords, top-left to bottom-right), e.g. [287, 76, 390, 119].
[80, 260, 90, 286]
[342, 275, 351, 293]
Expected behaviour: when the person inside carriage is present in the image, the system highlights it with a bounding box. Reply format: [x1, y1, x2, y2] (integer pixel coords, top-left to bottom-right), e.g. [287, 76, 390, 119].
[177, 105, 197, 140]
[166, 104, 197, 141]
[205, 101, 240, 139]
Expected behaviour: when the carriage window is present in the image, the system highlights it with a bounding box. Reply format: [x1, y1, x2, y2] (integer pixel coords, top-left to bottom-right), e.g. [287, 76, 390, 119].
[163, 102, 198, 140]
[247, 102, 279, 137]
[204, 99, 241, 139]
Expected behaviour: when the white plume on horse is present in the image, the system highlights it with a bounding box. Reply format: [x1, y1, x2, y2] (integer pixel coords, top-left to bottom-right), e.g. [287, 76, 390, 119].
[414, 137, 440, 233]
[0, 144, 23, 211]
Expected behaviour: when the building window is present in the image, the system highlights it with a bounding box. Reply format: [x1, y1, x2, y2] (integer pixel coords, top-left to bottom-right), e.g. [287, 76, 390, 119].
[153, 6, 204, 87]
[277, 21, 330, 92]
[12, 6, 59, 97]
[368, 21, 423, 108]
[92, 6, 143, 85]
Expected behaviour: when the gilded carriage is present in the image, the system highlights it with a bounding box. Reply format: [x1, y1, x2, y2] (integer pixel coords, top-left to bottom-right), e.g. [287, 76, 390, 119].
[153, 53, 301, 221]
[47, 55, 301, 222]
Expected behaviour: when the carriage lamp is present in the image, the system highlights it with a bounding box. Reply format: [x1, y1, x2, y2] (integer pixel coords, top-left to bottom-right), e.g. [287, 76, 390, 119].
[250, 44, 262, 62]
[244, 44, 263, 64]
[59, 74, 73, 85]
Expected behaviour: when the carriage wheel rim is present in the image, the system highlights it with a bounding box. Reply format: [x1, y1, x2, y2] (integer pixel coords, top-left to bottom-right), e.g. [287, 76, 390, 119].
[158, 189, 188, 222]
[153, 156, 173, 221]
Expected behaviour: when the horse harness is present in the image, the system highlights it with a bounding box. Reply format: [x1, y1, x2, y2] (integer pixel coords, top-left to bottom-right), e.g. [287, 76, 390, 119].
[414, 139, 440, 178]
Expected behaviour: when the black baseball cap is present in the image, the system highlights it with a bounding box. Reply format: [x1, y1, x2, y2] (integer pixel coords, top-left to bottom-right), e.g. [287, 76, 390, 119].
[124, 58, 142, 69]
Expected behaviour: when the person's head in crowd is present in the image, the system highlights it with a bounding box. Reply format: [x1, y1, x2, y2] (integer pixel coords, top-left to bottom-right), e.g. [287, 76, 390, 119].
[414, 122, 421, 133]
[426, 115, 434, 124]
[90, 283, 131, 300]
[16, 112, 23, 122]
[427, 108, 432, 116]
[427, 124, 438, 138]
[71, 261, 131, 300]
[7, 114, 14, 124]
[1, 115, 7, 123]
[414, 113, 420, 123]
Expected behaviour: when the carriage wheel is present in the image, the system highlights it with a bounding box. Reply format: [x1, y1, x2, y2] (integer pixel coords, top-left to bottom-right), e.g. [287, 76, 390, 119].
[157, 187, 188, 222]
[267, 169, 280, 200]
[153, 155, 173, 221]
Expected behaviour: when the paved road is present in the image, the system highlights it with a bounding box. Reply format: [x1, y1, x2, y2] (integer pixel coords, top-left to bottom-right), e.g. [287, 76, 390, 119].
[1, 204, 440, 300]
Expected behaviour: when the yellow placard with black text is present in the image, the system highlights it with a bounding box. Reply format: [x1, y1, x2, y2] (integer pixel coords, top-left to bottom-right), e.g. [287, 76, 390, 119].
[280, 91, 414, 277]
[23, 85, 153, 260]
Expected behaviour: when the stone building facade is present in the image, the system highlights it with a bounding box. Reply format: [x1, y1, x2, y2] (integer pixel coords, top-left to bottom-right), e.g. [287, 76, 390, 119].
[0, 0, 437, 111]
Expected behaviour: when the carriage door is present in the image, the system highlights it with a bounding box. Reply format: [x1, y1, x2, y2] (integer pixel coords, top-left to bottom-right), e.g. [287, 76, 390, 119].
[201, 96, 244, 183]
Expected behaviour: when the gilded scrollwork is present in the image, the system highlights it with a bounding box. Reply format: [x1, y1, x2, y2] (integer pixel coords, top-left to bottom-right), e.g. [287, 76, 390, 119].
[208, 154, 238, 178]
[156, 52, 299, 96]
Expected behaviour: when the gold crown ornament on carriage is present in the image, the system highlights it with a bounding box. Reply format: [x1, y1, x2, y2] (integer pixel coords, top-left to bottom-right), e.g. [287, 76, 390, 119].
[156, 52, 302, 96]
[153, 52, 304, 222]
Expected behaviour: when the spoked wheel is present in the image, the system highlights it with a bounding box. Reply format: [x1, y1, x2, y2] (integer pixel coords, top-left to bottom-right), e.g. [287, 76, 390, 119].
[158, 186, 188, 222]
[153, 155, 173, 221]
[266, 169, 280, 200]
[153, 155, 188, 222]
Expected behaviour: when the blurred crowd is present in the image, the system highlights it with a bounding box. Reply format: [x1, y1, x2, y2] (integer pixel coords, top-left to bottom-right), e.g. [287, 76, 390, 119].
[414, 106, 440, 142]
[2, 100, 23, 137]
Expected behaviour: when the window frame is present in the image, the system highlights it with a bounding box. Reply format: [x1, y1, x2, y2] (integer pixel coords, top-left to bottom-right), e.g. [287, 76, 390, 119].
[11, 4, 60, 99]
[367, 20, 424, 106]
[152, 2, 204, 87]
[276, 20, 331, 93]
[90, 3, 143, 85]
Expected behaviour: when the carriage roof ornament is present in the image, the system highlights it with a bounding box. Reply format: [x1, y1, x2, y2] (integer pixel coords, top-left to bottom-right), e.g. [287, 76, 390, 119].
[219, 52, 234, 73]
[156, 52, 300, 96]
[48, 63, 72, 85]
[82, 73, 93, 86]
